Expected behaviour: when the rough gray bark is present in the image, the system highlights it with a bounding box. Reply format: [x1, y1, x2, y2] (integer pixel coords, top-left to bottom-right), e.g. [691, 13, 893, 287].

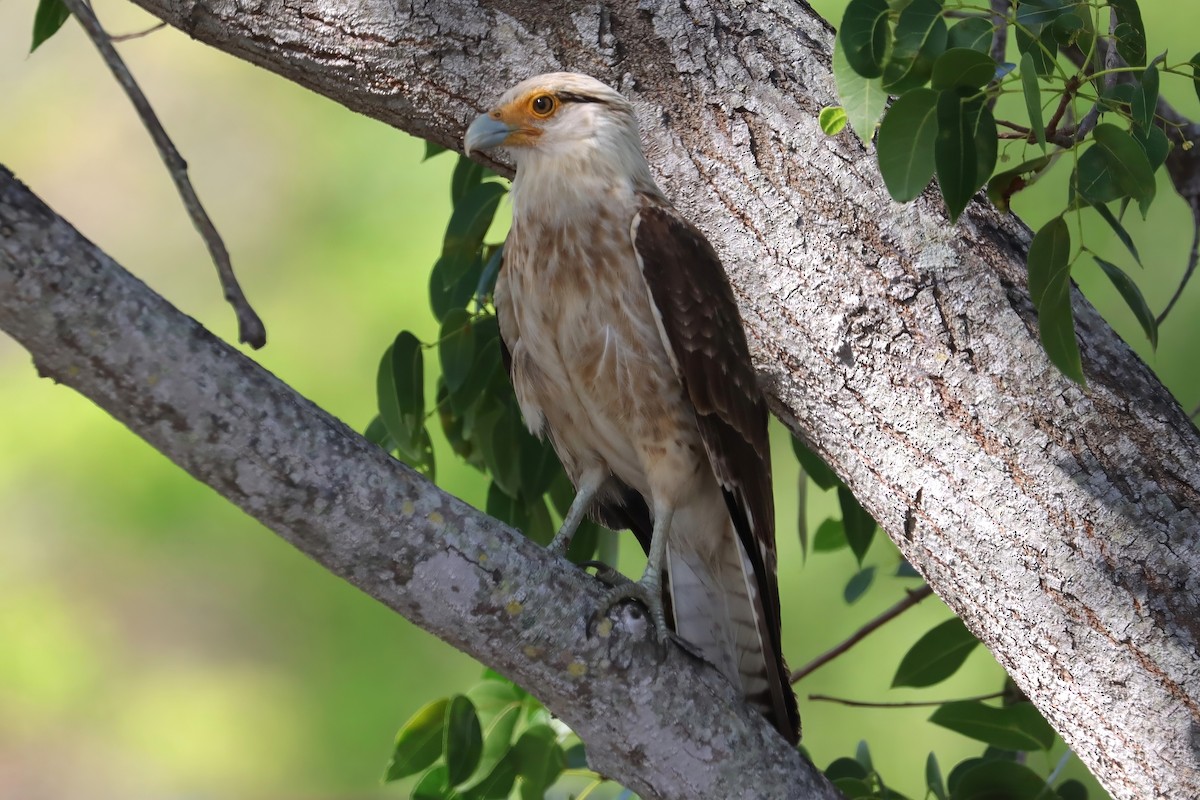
[0, 167, 839, 800]
[14, 0, 1200, 797]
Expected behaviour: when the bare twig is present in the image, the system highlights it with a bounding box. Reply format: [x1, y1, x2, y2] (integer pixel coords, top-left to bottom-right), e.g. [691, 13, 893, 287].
[61, 0, 266, 348]
[1156, 196, 1200, 326]
[790, 585, 935, 684]
[808, 691, 1005, 709]
[1044, 76, 1079, 139]
[109, 20, 166, 42]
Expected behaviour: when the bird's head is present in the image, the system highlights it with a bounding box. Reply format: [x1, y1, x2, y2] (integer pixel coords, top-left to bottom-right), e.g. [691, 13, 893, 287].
[463, 73, 646, 173]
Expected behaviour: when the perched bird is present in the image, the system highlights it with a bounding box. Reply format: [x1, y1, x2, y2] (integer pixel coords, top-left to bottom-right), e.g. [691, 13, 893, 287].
[464, 73, 799, 744]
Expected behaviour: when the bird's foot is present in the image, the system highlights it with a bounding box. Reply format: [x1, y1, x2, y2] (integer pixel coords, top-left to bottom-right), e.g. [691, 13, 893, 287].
[594, 573, 670, 643]
[580, 560, 629, 588]
[546, 531, 572, 558]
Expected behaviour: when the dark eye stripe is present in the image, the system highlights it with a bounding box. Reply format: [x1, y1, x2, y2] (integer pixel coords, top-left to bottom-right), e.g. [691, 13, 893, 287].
[556, 91, 608, 105]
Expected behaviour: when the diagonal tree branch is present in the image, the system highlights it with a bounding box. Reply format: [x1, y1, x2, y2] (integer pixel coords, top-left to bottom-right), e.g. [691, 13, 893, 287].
[11, 1, 1200, 797]
[0, 166, 838, 800]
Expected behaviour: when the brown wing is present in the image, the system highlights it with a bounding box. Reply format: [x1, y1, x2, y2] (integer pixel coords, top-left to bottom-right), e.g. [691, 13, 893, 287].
[632, 199, 799, 743]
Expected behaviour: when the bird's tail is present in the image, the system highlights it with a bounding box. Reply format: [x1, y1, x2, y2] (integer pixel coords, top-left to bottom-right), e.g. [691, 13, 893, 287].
[664, 498, 799, 743]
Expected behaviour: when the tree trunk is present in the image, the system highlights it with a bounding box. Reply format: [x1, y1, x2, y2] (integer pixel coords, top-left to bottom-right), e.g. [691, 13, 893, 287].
[10, 0, 1200, 797]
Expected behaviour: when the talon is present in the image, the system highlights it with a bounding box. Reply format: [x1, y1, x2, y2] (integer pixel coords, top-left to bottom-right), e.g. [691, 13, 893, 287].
[581, 560, 628, 587]
[597, 578, 670, 642]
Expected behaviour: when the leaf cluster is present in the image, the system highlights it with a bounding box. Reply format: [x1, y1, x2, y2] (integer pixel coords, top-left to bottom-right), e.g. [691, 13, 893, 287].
[385, 672, 583, 800]
[828, 0, 1197, 383]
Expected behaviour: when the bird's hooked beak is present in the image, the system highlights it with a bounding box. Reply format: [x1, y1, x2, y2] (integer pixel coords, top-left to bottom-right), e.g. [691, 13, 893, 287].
[464, 112, 515, 156]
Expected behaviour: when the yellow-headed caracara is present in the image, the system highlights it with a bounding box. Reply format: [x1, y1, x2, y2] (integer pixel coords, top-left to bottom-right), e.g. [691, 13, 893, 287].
[464, 73, 799, 744]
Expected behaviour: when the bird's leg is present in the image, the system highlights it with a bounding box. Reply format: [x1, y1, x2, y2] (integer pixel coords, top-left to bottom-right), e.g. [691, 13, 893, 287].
[597, 505, 673, 641]
[548, 468, 604, 556]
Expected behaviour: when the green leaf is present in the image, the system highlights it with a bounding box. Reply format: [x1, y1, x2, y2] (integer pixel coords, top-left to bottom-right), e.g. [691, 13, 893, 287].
[882, 0, 949, 93]
[877, 88, 940, 202]
[930, 701, 1056, 751]
[892, 616, 980, 687]
[1093, 256, 1157, 348]
[838, 486, 876, 565]
[413, 764, 453, 800]
[1132, 124, 1169, 172]
[946, 17, 993, 53]
[385, 697, 449, 782]
[377, 332, 425, 453]
[1020, 52, 1047, 151]
[854, 740, 874, 773]
[396, 425, 436, 481]
[819, 106, 849, 136]
[485, 480, 520, 527]
[844, 566, 876, 603]
[952, 758, 1052, 798]
[513, 724, 564, 795]
[1108, 0, 1146, 66]
[563, 741, 587, 770]
[484, 407, 525, 498]
[425, 141, 450, 161]
[947, 757, 986, 795]
[445, 695, 484, 786]
[1091, 202, 1142, 267]
[460, 752, 519, 800]
[1192, 52, 1200, 107]
[1027, 216, 1083, 384]
[457, 683, 522, 794]
[1017, 0, 1068, 29]
[935, 88, 996, 221]
[1090, 123, 1156, 216]
[1027, 217, 1070, 315]
[31, 0, 70, 53]
[839, 0, 892, 78]
[430, 251, 486, 323]
[565, 519, 601, 565]
[475, 243, 505, 302]
[518, 433, 561, 500]
[833, 777, 875, 798]
[792, 436, 840, 490]
[825, 756, 869, 781]
[449, 317, 502, 415]
[1131, 61, 1159, 133]
[442, 182, 507, 286]
[453, 156, 487, 205]
[931, 48, 997, 90]
[1015, 25, 1058, 78]
[926, 752, 948, 800]
[987, 155, 1054, 212]
[833, 37, 888, 141]
[1056, 778, 1089, 800]
[363, 415, 394, 452]
[812, 518, 847, 552]
[1050, 9, 1085, 45]
[439, 309, 476, 394]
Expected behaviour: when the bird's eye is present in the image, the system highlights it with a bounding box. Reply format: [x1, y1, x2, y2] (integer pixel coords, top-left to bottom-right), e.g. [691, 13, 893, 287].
[529, 94, 557, 118]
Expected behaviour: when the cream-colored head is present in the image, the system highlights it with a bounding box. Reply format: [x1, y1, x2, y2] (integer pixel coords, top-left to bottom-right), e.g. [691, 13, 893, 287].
[464, 73, 658, 209]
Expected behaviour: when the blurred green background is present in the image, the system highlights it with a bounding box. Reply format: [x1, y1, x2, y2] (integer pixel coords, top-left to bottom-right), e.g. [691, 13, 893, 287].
[1, 1, 1195, 797]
